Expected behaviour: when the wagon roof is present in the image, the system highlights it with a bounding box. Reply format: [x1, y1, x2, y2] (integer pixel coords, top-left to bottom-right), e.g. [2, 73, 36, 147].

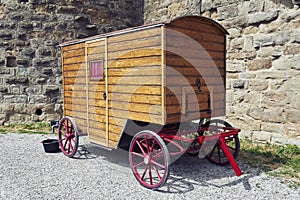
[59, 15, 228, 47]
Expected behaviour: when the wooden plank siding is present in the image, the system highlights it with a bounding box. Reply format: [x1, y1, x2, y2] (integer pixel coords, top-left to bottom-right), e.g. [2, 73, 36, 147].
[165, 17, 226, 124]
[62, 44, 88, 133]
[60, 16, 228, 148]
[86, 39, 107, 146]
[107, 26, 163, 132]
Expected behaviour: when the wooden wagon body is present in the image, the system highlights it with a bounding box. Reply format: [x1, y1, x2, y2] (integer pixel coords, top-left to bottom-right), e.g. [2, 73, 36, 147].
[59, 16, 227, 149]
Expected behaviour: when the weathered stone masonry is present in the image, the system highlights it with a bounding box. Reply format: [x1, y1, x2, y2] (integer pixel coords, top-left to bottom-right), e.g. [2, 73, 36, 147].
[143, 0, 300, 145]
[0, 0, 299, 145]
[0, 0, 143, 124]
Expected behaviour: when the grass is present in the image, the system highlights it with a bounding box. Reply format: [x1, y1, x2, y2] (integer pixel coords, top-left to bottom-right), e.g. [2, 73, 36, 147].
[0, 122, 52, 134]
[239, 139, 300, 187]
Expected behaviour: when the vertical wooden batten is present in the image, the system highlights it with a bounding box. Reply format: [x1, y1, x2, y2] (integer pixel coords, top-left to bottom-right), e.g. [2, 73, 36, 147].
[105, 37, 109, 146]
[161, 25, 166, 125]
[85, 42, 89, 136]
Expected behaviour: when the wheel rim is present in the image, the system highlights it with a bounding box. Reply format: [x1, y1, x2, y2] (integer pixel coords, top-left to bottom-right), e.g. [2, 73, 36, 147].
[58, 117, 79, 157]
[203, 120, 240, 166]
[129, 131, 170, 189]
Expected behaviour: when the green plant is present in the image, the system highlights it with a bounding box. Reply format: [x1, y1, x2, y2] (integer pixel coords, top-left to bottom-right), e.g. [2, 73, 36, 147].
[239, 139, 300, 187]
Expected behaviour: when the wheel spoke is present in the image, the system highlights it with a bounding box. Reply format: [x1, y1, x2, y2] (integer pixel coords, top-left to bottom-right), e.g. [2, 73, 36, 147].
[151, 160, 165, 169]
[131, 152, 144, 158]
[69, 142, 74, 152]
[145, 136, 150, 153]
[68, 140, 71, 154]
[149, 139, 156, 152]
[63, 139, 68, 150]
[141, 165, 148, 180]
[136, 140, 146, 155]
[71, 138, 76, 143]
[133, 161, 145, 168]
[148, 165, 153, 185]
[151, 150, 163, 160]
[152, 165, 161, 181]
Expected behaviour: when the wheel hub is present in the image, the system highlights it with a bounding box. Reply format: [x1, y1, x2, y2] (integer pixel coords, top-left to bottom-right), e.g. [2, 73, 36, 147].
[144, 156, 150, 165]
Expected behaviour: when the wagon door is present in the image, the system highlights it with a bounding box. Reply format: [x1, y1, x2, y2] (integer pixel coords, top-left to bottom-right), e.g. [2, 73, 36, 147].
[86, 39, 108, 146]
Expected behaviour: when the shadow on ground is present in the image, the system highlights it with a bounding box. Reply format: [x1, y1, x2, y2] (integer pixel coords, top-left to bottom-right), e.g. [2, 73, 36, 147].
[64, 139, 259, 194]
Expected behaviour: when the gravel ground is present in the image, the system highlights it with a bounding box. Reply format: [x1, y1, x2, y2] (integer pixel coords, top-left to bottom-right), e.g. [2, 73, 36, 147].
[0, 133, 299, 200]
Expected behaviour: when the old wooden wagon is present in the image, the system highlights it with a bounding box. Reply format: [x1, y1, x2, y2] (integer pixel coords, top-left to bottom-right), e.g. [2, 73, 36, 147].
[56, 15, 242, 189]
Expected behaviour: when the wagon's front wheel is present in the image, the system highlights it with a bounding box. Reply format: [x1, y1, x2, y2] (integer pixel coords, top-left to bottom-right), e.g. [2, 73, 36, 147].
[58, 116, 79, 158]
[129, 130, 170, 189]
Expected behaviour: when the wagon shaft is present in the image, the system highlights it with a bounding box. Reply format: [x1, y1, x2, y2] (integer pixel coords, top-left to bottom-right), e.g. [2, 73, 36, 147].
[219, 136, 242, 176]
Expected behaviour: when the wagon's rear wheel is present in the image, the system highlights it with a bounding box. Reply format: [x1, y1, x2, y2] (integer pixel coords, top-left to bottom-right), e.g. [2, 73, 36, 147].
[201, 119, 240, 166]
[129, 130, 170, 189]
[58, 116, 79, 158]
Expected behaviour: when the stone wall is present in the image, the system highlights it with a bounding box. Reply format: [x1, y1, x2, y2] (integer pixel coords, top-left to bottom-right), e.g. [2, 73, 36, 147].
[143, 0, 300, 145]
[144, 0, 201, 23]
[0, 0, 143, 124]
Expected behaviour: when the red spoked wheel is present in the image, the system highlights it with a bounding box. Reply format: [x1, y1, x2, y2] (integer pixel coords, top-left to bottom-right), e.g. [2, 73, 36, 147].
[202, 119, 240, 166]
[129, 130, 170, 189]
[58, 116, 79, 158]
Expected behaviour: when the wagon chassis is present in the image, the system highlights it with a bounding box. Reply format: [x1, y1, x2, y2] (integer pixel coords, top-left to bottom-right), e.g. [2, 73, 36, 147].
[56, 117, 242, 189]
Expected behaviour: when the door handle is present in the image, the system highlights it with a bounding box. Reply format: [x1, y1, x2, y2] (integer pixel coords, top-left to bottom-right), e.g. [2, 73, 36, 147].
[103, 92, 107, 100]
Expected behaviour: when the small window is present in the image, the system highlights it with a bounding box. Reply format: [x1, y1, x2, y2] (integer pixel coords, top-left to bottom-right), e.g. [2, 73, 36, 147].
[90, 60, 104, 80]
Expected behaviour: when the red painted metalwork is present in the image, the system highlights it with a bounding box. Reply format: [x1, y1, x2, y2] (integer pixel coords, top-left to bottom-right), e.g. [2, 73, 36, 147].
[58, 116, 79, 158]
[157, 123, 242, 177]
[129, 131, 170, 189]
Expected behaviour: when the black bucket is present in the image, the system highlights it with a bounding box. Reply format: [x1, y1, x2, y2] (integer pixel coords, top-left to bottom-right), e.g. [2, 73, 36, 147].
[41, 139, 60, 153]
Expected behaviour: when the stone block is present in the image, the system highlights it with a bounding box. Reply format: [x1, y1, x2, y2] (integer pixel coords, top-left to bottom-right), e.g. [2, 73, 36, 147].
[217, 4, 238, 20]
[44, 85, 59, 95]
[252, 131, 272, 144]
[227, 60, 245, 72]
[281, 8, 300, 22]
[243, 50, 257, 59]
[261, 122, 284, 134]
[248, 79, 268, 91]
[291, 29, 300, 43]
[232, 79, 246, 89]
[284, 124, 300, 138]
[274, 31, 292, 45]
[247, 58, 272, 71]
[256, 71, 288, 79]
[284, 43, 300, 55]
[271, 133, 288, 145]
[4, 95, 28, 104]
[6, 77, 29, 84]
[262, 91, 286, 107]
[273, 55, 300, 70]
[243, 26, 258, 35]
[248, 107, 285, 123]
[19, 21, 34, 29]
[253, 34, 274, 47]
[23, 48, 36, 57]
[227, 28, 241, 38]
[258, 46, 283, 58]
[0, 86, 8, 93]
[57, 5, 78, 14]
[230, 37, 244, 49]
[16, 59, 30, 66]
[248, 10, 278, 24]
[243, 35, 254, 51]
[286, 110, 300, 123]
[239, 72, 256, 79]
